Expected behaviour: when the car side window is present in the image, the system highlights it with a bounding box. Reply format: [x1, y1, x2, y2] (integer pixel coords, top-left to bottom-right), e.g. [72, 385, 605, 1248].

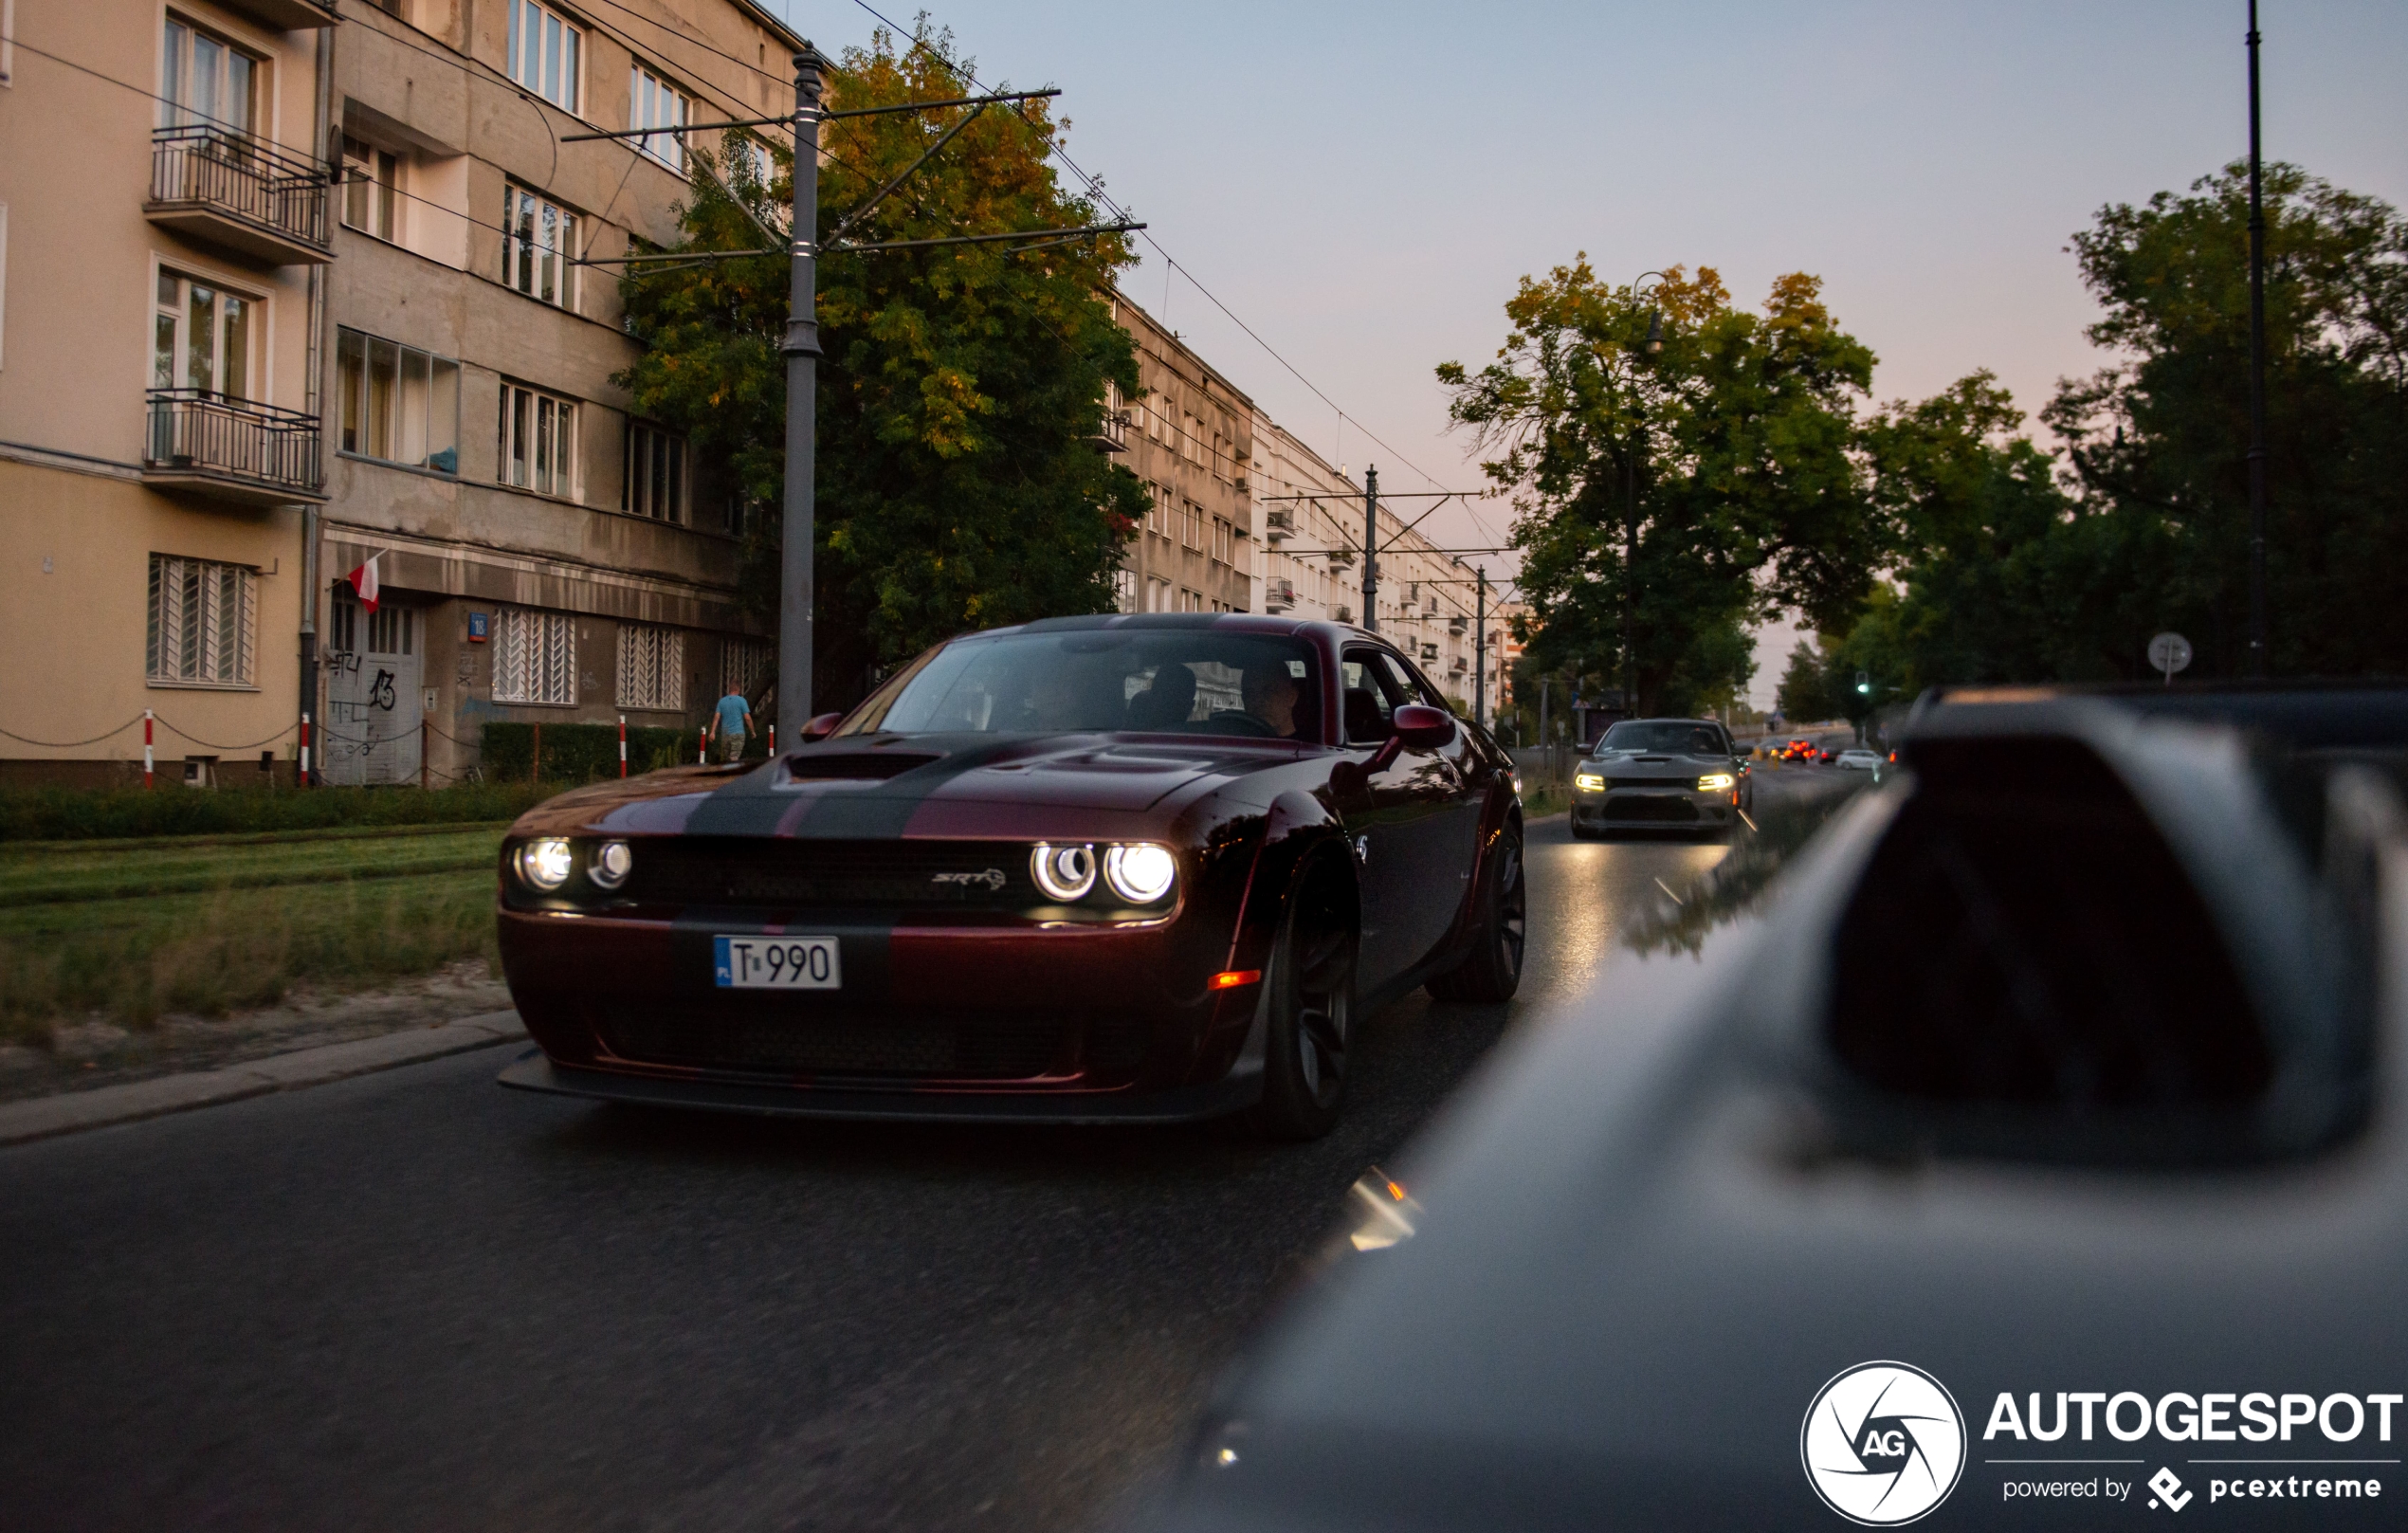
[1396, 654, 1451, 712]
[1339, 649, 1405, 745]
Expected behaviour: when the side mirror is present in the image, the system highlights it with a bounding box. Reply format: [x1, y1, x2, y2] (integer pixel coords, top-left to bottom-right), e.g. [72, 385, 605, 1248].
[1367, 704, 1457, 775]
[800, 711, 845, 744]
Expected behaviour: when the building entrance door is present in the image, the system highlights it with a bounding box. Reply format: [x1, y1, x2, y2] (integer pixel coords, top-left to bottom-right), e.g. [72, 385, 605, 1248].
[323, 594, 423, 785]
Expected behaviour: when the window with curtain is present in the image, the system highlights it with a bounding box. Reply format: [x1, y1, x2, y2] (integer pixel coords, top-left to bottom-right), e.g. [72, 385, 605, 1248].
[338, 328, 460, 473]
[153, 268, 251, 399]
[502, 186, 577, 308]
[498, 381, 578, 498]
[621, 420, 685, 522]
[147, 554, 255, 687]
[616, 624, 685, 710]
[493, 609, 576, 704]
[503, 0, 581, 115]
[629, 64, 689, 171]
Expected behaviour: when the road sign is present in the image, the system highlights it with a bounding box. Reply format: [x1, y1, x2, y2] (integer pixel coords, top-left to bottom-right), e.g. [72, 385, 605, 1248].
[2148, 631, 2194, 684]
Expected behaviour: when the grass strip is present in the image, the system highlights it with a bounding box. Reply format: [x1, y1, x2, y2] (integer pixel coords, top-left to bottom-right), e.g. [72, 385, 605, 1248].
[0, 868, 500, 1042]
[0, 830, 504, 908]
[0, 780, 557, 842]
[0, 819, 516, 858]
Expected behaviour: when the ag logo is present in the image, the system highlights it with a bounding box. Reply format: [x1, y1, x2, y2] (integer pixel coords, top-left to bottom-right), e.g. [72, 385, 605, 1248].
[1800, 1361, 1966, 1525]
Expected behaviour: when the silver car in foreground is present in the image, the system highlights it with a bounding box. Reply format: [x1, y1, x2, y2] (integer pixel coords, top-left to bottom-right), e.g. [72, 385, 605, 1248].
[1570, 718, 1751, 839]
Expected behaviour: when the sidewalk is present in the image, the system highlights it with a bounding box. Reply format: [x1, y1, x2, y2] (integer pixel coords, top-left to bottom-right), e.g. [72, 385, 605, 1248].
[0, 1010, 525, 1147]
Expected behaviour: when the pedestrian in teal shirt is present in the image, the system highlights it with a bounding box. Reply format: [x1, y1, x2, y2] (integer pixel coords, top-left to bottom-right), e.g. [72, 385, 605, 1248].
[712, 684, 753, 763]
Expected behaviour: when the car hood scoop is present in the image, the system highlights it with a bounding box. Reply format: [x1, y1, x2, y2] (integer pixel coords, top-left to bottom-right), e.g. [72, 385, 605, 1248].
[778, 751, 942, 782]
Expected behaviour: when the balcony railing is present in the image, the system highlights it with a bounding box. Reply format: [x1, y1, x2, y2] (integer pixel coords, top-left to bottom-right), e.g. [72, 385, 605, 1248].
[1265, 578, 1296, 612]
[145, 389, 325, 504]
[147, 125, 332, 265]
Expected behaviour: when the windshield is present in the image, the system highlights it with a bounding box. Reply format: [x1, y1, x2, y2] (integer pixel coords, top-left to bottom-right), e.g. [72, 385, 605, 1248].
[1600, 721, 1728, 756]
[838, 629, 1324, 740]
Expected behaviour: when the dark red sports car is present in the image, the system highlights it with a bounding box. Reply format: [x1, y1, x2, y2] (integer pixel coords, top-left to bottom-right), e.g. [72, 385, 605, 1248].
[494, 614, 1526, 1138]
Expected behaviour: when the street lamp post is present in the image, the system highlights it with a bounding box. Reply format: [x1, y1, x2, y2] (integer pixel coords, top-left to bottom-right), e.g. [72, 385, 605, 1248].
[1622, 273, 1667, 719]
[778, 46, 829, 726]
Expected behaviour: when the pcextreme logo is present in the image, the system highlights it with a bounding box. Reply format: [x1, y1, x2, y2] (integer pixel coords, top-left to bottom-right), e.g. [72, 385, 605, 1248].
[1802, 1361, 1969, 1525]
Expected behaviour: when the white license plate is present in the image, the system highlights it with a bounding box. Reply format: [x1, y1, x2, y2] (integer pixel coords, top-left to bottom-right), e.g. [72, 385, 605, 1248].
[713, 935, 841, 990]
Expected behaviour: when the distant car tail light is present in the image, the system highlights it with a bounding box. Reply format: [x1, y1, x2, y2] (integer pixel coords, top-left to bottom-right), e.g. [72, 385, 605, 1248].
[1031, 843, 1098, 902]
[1104, 843, 1177, 904]
[518, 839, 573, 891]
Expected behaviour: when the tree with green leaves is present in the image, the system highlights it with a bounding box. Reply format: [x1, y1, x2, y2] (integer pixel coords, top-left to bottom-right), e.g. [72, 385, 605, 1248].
[1438, 261, 1882, 718]
[616, 28, 1148, 715]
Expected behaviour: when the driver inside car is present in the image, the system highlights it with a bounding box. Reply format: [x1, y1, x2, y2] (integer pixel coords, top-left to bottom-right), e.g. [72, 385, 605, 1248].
[1235, 657, 1303, 739]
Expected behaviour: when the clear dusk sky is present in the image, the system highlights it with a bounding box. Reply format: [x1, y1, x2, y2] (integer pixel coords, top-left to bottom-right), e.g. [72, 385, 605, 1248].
[786, 1, 2408, 705]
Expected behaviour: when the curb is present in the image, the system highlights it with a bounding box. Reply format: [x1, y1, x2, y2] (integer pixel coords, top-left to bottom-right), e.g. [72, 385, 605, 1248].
[0, 1010, 527, 1148]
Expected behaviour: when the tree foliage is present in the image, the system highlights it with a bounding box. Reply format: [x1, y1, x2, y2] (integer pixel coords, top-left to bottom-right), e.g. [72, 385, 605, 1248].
[1438, 260, 1880, 717]
[616, 28, 1146, 714]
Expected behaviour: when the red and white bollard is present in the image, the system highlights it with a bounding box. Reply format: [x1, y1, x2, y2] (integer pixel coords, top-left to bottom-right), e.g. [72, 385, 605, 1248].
[769, 722, 776, 755]
[300, 711, 312, 788]
[143, 710, 155, 789]
[698, 726, 707, 765]
[618, 714, 628, 778]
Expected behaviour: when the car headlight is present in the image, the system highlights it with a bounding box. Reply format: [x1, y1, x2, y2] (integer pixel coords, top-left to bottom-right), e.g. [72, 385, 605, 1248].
[1575, 773, 1605, 792]
[518, 838, 574, 891]
[1031, 842, 1098, 901]
[1104, 843, 1177, 903]
[589, 840, 633, 890]
[1697, 773, 1737, 792]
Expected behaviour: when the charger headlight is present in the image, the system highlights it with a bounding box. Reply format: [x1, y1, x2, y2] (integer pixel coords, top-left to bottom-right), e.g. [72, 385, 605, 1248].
[518, 838, 574, 891]
[1697, 773, 1737, 792]
[589, 840, 633, 890]
[1575, 773, 1605, 792]
[1103, 843, 1177, 904]
[1031, 842, 1097, 902]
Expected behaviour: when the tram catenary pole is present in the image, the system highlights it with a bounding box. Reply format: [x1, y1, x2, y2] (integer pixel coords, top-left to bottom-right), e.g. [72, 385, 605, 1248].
[1360, 465, 1379, 631]
[778, 46, 828, 729]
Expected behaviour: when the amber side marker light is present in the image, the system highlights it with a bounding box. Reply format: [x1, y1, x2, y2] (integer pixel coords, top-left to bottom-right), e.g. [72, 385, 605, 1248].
[1210, 970, 1263, 990]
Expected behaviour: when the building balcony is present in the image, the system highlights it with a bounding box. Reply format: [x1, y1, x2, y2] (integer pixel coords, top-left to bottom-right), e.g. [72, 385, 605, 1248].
[1090, 410, 1129, 454]
[1449, 656, 1469, 676]
[144, 390, 327, 506]
[1265, 578, 1296, 612]
[146, 126, 333, 266]
[218, 0, 338, 27]
[1420, 642, 1439, 662]
[1448, 614, 1469, 636]
[1333, 604, 1354, 625]
[1326, 545, 1356, 568]
[1263, 508, 1292, 542]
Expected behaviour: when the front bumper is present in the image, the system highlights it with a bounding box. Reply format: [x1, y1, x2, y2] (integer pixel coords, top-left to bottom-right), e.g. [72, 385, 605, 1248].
[498, 1047, 1263, 1123]
[1571, 785, 1738, 829]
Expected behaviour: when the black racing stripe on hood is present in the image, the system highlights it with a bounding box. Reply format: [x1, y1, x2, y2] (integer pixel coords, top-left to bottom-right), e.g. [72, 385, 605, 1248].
[680, 738, 1038, 840]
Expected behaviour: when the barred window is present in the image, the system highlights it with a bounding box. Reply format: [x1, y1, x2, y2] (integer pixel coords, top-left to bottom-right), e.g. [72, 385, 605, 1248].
[721, 635, 772, 700]
[147, 554, 255, 686]
[493, 608, 576, 704]
[616, 623, 684, 710]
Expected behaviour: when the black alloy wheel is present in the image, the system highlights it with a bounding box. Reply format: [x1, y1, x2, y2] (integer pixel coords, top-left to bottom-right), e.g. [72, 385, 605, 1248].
[1247, 859, 1359, 1141]
[1428, 822, 1525, 1003]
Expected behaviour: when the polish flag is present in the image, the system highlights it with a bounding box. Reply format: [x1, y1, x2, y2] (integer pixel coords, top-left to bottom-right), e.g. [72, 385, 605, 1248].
[346, 553, 382, 611]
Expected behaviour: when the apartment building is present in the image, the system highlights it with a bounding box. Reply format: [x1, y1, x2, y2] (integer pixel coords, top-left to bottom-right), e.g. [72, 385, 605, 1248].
[0, 0, 795, 786]
[1110, 294, 1252, 616]
[1250, 412, 1507, 718]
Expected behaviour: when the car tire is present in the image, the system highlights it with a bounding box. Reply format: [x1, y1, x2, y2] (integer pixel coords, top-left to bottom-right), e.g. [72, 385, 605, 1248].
[1245, 859, 1358, 1141]
[1427, 823, 1525, 1003]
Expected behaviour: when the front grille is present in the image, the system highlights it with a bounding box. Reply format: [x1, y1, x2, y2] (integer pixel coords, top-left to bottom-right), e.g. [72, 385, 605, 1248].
[1604, 794, 1700, 822]
[1607, 776, 1692, 790]
[592, 996, 1067, 1079]
[629, 838, 1037, 910]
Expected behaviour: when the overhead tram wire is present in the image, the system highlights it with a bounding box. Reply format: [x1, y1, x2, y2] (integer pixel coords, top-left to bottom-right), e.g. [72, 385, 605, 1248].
[836, 0, 1500, 545]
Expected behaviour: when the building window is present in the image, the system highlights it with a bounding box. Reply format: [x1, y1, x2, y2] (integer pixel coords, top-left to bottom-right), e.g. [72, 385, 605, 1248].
[616, 624, 684, 710]
[160, 15, 257, 136]
[629, 64, 688, 171]
[341, 136, 399, 241]
[338, 328, 460, 473]
[721, 635, 771, 700]
[147, 554, 255, 687]
[498, 381, 578, 498]
[504, 0, 581, 115]
[332, 589, 414, 656]
[153, 268, 251, 399]
[502, 186, 577, 308]
[621, 420, 685, 522]
[1113, 567, 1134, 612]
[493, 608, 576, 704]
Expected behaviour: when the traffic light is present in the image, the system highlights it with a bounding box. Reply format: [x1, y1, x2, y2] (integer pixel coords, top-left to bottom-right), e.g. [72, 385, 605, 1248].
[1855, 670, 1870, 696]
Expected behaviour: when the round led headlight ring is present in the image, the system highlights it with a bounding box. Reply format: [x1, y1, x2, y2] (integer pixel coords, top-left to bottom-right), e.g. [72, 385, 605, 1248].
[590, 840, 634, 890]
[1104, 843, 1177, 904]
[1031, 842, 1097, 902]
[519, 838, 574, 891]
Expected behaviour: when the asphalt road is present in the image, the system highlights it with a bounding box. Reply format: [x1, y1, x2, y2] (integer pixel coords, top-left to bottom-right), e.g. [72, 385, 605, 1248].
[0, 780, 1835, 1532]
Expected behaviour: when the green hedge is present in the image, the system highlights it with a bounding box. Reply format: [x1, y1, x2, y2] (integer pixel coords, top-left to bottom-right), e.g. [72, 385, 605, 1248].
[477, 721, 768, 781]
[0, 781, 555, 843]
